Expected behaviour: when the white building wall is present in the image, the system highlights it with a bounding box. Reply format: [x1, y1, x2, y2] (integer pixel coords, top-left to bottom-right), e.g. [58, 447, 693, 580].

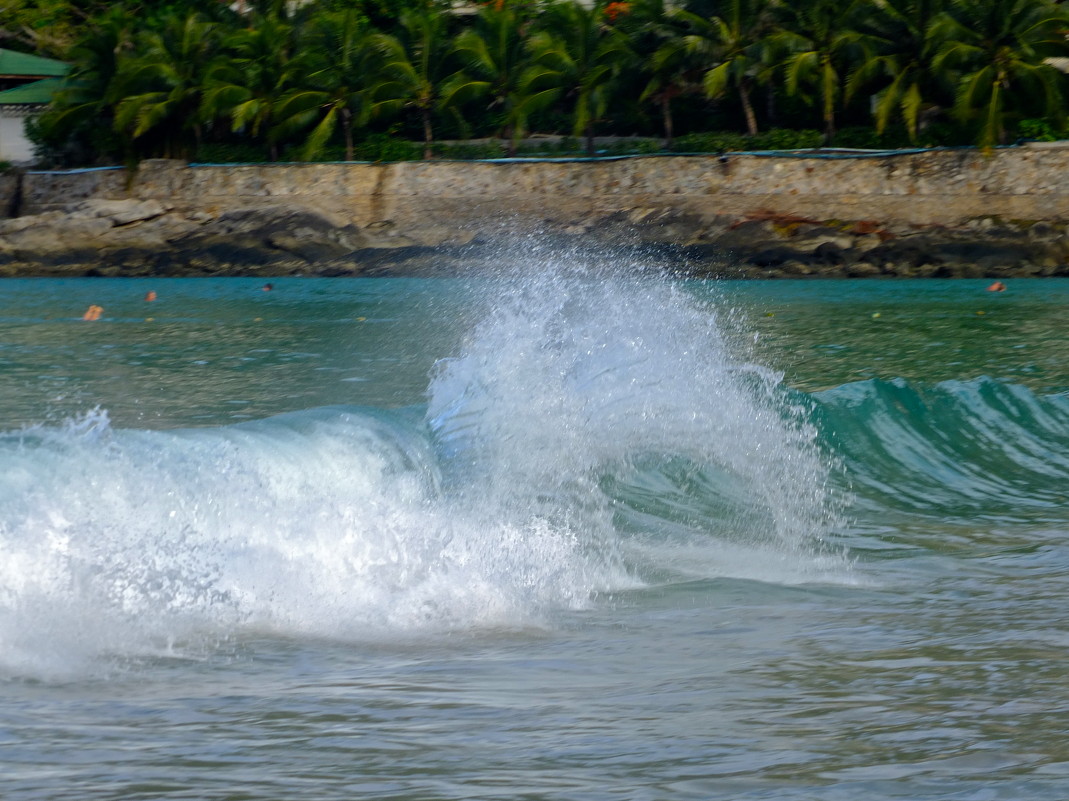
[0, 109, 36, 164]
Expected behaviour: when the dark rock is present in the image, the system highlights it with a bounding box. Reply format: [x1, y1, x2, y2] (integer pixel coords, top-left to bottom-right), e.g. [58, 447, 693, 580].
[813, 241, 848, 265]
[748, 247, 805, 267]
[781, 260, 814, 276]
[1029, 221, 1059, 240]
[866, 239, 947, 268]
[266, 233, 352, 263]
[316, 265, 359, 277]
[846, 262, 882, 277]
[1, 198, 1067, 278]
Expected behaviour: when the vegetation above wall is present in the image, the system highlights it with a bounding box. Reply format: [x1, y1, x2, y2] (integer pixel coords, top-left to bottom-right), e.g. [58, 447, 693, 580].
[4, 0, 1069, 166]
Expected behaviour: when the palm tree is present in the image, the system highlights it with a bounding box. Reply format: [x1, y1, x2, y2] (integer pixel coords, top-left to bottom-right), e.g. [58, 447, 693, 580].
[204, 11, 302, 160]
[523, 0, 634, 156]
[444, 2, 536, 155]
[932, 0, 1069, 149]
[846, 0, 952, 141]
[34, 6, 135, 161]
[273, 9, 370, 161]
[620, 0, 693, 148]
[674, 0, 779, 137]
[366, 9, 457, 160]
[776, 0, 864, 140]
[112, 12, 222, 159]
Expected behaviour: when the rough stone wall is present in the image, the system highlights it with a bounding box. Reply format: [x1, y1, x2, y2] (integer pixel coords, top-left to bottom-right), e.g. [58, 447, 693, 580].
[0, 172, 18, 215]
[15, 145, 1069, 236]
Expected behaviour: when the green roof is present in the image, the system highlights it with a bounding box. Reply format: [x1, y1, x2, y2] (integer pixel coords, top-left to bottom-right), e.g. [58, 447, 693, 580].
[0, 77, 65, 105]
[0, 48, 69, 78]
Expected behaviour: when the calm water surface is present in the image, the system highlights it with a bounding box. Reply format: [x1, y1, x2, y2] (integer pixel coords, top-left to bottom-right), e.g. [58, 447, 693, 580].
[1, 264, 1067, 800]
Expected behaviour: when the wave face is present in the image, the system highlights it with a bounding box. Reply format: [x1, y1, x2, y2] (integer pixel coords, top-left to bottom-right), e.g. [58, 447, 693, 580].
[0, 259, 846, 679]
[815, 376, 1069, 519]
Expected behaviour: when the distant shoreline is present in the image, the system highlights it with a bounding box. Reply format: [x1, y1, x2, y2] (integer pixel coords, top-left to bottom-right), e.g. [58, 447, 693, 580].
[3, 151, 1069, 278]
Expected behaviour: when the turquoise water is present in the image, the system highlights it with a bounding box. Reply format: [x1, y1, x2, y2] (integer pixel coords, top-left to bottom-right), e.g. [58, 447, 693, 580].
[1, 261, 1067, 800]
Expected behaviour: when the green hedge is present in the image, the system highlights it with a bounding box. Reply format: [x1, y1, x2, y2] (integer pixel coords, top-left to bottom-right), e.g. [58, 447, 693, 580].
[673, 128, 823, 152]
[189, 122, 1027, 166]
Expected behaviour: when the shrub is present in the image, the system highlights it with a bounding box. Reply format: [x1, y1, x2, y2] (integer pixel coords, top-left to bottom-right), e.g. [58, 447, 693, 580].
[752, 128, 823, 150]
[914, 121, 973, 148]
[194, 143, 269, 163]
[672, 131, 749, 152]
[673, 129, 823, 153]
[553, 136, 582, 154]
[432, 141, 507, 160]
[829, 126, 933, 149]
[1017, 118, 1064, 142]
[352, 134, 420, 162]
[601, 138, 663, 155]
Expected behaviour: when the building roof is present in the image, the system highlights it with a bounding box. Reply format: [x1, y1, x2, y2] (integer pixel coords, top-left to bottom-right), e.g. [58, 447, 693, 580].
[0, 77, 65, 105]
[0, 48, 69, 79]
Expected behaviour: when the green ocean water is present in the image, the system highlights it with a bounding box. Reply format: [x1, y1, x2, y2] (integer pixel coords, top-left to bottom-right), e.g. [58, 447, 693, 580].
[0, 267, 1067, 800]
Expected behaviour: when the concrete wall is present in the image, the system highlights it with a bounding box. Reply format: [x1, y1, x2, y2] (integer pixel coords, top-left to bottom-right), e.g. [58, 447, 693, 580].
[17, 145, 1069, 232]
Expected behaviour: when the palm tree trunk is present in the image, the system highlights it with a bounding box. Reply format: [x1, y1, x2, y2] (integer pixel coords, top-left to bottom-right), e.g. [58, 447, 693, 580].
[342, 109, 354, 161]
[661, 94, 674, 149]
[821, 59, 836, 141]
[422, 108, 434, 160]
[740, 81, 758, 137]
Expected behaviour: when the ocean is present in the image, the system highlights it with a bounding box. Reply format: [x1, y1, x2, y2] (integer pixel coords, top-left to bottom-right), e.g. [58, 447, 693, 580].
[1, 249, 1067, 800]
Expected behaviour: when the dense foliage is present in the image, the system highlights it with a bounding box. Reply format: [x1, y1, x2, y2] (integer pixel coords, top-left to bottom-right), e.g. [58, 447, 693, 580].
[5, 0, 1069, 165]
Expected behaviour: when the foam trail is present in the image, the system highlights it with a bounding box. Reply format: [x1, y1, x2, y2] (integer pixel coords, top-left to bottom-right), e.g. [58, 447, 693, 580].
[0, 405, 612, 679]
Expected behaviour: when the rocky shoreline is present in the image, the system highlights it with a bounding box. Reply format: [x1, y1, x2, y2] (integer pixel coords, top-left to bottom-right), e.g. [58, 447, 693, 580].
[1, 197, 1067, 279]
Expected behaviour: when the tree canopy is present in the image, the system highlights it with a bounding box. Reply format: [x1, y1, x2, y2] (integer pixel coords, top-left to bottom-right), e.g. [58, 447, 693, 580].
[15, 0, 1069, 165]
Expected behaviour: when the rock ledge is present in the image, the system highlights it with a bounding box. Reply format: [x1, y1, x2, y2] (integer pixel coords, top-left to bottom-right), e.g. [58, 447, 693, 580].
[1, 199, 1067, 278]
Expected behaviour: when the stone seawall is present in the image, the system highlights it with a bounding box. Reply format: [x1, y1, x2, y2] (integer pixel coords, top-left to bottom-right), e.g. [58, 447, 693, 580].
[0, 173, 18, 216]
[5, 146, 1069, 277]
[20, 146, 1069, 226]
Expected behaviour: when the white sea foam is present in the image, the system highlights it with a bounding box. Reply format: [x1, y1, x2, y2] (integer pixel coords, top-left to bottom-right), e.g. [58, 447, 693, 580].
[0, 251, 849, 679]
[0, 403, 621, 679]
[427, 249, 842, 554]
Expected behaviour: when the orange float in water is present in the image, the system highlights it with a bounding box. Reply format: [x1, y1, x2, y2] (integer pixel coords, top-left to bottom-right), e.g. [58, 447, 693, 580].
[82, 305, 103, 321]
[145, 290, 157, 302]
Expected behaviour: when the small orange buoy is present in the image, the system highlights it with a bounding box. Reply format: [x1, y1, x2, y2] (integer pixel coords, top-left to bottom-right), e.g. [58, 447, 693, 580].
[987, 281, 1006, 292]
[82, 305, 103, 321]
[145, 290, 157, 302]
